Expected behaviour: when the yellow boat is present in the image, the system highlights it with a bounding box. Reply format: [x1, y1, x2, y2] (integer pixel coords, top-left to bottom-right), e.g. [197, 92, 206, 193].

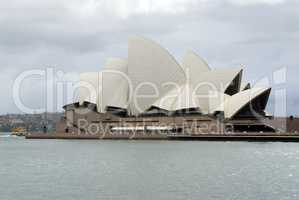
[11, 127, 27, 136]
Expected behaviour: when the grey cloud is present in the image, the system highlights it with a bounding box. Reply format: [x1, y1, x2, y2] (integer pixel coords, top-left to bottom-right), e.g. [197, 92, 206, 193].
[0, 0, 298, 115]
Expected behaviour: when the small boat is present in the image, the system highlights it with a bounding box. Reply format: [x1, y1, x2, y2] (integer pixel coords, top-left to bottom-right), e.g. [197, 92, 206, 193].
[11, 127, 27, 136]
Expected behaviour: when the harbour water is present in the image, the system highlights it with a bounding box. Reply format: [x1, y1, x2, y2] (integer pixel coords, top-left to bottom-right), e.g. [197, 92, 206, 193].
[1, 132, 299, 200]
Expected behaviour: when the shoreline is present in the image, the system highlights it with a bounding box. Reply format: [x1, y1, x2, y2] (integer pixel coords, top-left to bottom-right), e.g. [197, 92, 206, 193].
[25, 132, 299, 142]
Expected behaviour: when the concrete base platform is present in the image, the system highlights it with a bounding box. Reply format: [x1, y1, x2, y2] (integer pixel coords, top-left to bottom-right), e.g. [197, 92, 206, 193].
[168, 134, 299, 142]
[26, 132, 299, 142]
[25, 133, 168, 140]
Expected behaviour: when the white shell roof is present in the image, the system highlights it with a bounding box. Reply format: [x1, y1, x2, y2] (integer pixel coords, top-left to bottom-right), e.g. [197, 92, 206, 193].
[182, 50, 210, 83]
[79, 58, 129, 112]
[103, 58, 127, 72]
[128, 36, 186, 115]
[79, 72, 101, 111]
[193, 68, 242, 93]
[223, 87, 271, 119]
[77, 36, 271, 119]
[101, 58, 129, 111]
[152, 83, 202, 111]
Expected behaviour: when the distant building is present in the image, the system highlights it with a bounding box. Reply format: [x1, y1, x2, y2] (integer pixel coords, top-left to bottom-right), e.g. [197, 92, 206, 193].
[10, 118, 25, 125]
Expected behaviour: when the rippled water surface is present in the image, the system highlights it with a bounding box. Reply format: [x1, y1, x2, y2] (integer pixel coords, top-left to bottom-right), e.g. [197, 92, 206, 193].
[1, 133, 299, 200]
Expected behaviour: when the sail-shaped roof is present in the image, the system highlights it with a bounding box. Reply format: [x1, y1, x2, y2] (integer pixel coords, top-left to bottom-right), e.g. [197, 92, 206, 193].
[182, 50, 210, 83]
[152, 83, 202, 111]
[128, 36, 186, 115]
[77, 37, 271, 120]
[79, 72, 101, 111]
[223, 87, 271, 119]
[101, 58, 129, 111]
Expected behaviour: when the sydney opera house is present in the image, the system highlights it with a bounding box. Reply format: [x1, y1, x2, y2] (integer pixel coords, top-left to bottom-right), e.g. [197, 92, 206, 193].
[58, 37, 276, 138]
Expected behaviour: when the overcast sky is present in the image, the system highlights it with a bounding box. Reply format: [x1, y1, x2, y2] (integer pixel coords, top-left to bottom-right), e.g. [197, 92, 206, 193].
[0, 0, 298, 115]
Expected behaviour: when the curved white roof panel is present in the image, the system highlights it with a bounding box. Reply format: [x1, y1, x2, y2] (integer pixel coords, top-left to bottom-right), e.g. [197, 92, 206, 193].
[208, 91, 230, 114]
[76, 37, 271, 119]
[224, 87, 271, 119]
[182, 50, 210, 82]
[103, 58, 128, 72]
[79, 58, 129, 113]
[101, 58, 129, 111]
[79, 72, 101, 111]
[193, 69, 242, 93]
[190, 68, 242, 113]
[152, 84, 202, 111]
[128, 36, 186, 115]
